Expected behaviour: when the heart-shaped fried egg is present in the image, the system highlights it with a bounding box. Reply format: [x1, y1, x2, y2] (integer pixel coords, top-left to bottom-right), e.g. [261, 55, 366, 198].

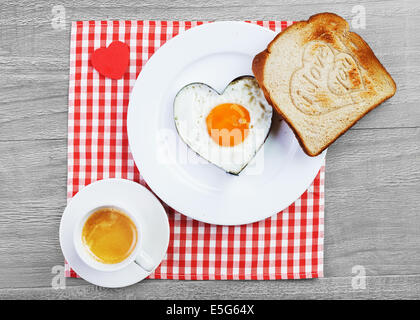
[174, 76, 272, 174]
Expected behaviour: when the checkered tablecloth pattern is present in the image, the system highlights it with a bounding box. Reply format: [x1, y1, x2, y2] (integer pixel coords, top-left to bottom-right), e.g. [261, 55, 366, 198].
[66, 20, 325, 280]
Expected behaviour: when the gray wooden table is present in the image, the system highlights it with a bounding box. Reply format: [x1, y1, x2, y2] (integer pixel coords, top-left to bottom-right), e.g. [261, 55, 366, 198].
[0, 0, 419, 300]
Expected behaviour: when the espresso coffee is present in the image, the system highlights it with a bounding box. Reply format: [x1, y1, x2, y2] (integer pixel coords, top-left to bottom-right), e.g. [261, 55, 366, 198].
[82, 207, 138, 264]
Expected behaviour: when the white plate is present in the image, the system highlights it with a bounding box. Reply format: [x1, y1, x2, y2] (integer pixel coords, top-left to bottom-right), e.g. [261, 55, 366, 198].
[59, 179, 170, 288]
[127, 21, 326, 226]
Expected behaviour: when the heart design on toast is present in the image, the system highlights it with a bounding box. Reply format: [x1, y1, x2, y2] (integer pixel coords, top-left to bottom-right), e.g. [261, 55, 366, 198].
[91, 41, 130, 79]
[290, 40, 365, 116]
[173, 76, 272, 175]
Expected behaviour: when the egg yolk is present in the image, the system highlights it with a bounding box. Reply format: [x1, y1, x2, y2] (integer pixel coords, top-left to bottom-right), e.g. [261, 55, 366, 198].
[206, 103, 250, 147]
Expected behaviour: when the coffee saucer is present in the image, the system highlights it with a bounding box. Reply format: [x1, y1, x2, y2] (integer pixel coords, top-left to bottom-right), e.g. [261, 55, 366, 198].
[59, 178, 170, 288]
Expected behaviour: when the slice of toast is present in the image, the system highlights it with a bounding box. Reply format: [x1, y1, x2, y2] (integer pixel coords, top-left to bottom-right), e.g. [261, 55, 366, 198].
[252, 13, 396, 156]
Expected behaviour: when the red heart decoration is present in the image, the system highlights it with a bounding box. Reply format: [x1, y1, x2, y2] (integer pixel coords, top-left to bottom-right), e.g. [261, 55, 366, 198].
[91, 41, 130, 79]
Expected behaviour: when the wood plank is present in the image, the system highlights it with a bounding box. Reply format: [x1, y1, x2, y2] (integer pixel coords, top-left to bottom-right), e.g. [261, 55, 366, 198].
[1, 274, 420, 299]
[0, 127, 418, 288]
[0, 0, 419, 143]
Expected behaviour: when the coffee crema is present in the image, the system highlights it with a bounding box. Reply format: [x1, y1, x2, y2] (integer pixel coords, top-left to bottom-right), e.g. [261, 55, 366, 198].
[82, 207, 138, 264]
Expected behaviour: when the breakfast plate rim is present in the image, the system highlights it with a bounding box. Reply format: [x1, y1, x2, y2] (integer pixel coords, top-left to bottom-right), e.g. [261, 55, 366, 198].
[127, 21, 326, 225]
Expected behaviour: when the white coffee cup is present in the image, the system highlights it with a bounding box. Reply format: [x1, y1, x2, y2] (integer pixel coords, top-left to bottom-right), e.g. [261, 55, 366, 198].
[73, 205, 155, 272]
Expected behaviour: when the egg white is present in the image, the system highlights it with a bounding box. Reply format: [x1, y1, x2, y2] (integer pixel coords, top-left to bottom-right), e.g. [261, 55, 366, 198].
[174, 76, 272, 174]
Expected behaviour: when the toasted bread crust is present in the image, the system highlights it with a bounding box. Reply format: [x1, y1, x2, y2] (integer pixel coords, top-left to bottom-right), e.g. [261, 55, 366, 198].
[253, 49, 316, 155]
[252, 13, 397, 156]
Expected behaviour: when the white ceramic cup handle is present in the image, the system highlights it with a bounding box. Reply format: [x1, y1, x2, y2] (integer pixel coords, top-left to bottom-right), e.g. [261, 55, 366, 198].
[135, 250, 155, 272]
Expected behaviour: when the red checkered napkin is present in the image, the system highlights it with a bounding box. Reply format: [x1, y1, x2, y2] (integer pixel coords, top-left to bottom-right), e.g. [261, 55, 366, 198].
[66, 20, 325, 280]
